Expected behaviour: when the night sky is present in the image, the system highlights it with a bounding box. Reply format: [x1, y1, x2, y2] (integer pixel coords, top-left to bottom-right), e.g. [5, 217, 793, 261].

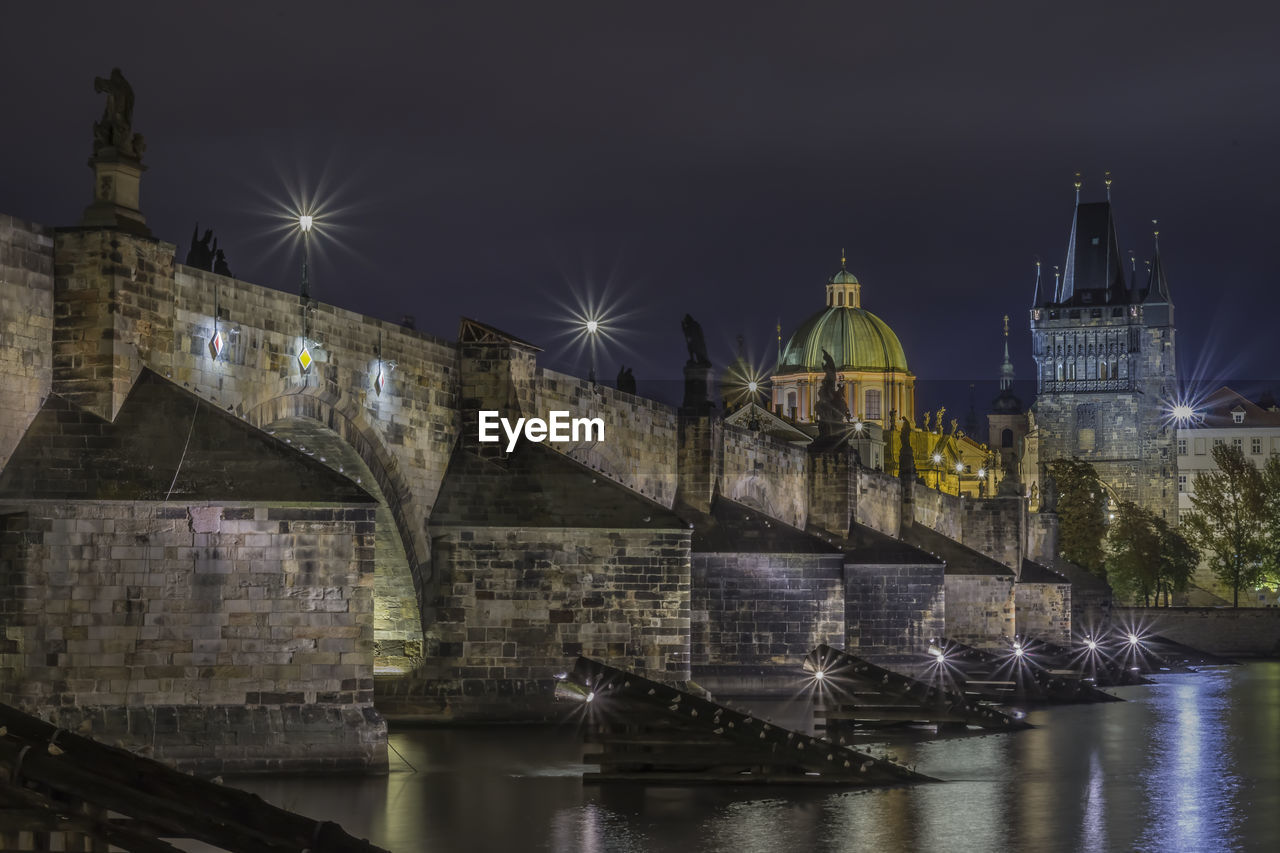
[4, 1, 1278, 415]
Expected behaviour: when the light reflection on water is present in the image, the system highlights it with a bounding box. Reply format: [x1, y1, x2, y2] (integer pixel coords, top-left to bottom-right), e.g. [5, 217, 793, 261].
[226, 662, 1280, 853]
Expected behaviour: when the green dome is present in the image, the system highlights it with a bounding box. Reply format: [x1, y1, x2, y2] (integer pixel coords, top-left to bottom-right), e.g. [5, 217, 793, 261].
[778, 307, 909, 373]
[829, 269, 860, 285]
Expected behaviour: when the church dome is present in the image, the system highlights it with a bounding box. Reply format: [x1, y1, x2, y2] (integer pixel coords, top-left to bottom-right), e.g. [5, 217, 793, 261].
[778, 308, 909, 373]
[777, 259, 909, 374]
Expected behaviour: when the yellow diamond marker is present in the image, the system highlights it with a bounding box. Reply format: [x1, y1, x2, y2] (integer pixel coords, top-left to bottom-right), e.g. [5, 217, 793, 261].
[298, 345, 313, 372]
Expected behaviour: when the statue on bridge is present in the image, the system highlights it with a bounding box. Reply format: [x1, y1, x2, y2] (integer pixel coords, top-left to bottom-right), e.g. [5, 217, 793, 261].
[92, 68, 145, 161]
[681, 314, 711, 367]
[186, 225, 214, 269]
[616, 365, 636, 395]
[813, 349, 851, 438]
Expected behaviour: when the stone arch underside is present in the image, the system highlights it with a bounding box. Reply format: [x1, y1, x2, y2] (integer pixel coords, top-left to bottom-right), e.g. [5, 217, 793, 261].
[242, 391, 429, 674]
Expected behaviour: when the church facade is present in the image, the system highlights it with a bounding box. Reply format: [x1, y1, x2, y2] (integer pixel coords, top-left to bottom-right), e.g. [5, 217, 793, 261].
[771, 257, 915, 430]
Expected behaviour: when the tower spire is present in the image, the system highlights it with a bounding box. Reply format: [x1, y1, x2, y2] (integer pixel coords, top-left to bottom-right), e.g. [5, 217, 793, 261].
[1104, 170, 1112, 202]
[1145, 220, 1172, 305]
[1000, 314, 1015, 391]
[1074, 172, 1082, 205]
[1031, 257, 1047, 306]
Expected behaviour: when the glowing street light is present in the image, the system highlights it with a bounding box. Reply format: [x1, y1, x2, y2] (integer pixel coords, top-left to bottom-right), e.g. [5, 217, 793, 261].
[813, 668, 825, 682]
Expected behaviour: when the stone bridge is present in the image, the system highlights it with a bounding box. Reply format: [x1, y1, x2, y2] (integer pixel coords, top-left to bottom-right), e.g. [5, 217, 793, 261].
[1, 212, 1080, 771]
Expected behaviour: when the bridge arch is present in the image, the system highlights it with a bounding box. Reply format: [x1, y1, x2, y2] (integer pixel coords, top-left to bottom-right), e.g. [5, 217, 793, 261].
[240, 383, 431, 673]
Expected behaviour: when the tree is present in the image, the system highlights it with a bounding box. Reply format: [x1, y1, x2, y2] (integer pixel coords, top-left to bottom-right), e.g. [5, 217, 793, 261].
[1255, 455, 1280, 594]
[1106, 501, 1199, 606]
[1048, 458, 1108, 576]
[1181, 443, 1265, 607]
[1106, 501, 1161, 604]
[1152, 515, 1198, 606]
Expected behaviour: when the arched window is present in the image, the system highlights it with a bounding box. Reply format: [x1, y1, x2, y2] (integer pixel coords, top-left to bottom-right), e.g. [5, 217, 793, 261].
[838, 292, 844, 306]
[787, 391, 797, 419]
[1002, 428, 1014, 448]
[865, 388, 882, 420]
[1056, 361, 1064, 381]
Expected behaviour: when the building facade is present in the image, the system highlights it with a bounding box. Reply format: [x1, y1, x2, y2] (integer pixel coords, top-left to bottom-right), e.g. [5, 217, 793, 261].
[1025, 192, 1179, 522]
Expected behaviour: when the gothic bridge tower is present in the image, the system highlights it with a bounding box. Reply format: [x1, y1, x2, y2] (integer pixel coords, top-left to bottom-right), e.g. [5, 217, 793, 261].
[1028, 176, 1178, 521]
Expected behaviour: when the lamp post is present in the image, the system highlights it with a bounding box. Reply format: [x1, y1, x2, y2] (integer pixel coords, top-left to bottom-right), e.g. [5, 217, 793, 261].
[585, 318, 599, 384]
[298, 214, 314, 301]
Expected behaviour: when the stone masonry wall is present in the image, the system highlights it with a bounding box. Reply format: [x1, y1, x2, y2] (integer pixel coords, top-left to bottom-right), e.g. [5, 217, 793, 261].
[959, 496, 1024, 572]
[47, 229, 459, 604]
[411, 526, 691, 718]
[537, 368, 679, 506]
[853, 466, 901, 536]
[1015, 582, 1071, 644]
[944, 574, 1015, 648]
[0, 501, 385, 773]
[690, 553, 843, 667]
[807, 450, 857, 539]
[1112, 607, 1280, 657]
[844, 562, 945, 660]
[910, 483, 963, 540]
[1025, 511, 1058, 566]
[720, 425, 807, 529]
[0, 216, 53, 471]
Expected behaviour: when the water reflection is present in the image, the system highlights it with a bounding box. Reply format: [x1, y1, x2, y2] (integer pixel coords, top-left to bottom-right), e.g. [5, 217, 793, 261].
[1138, 672, 1240, 852]
[222, 663, 1280, 853]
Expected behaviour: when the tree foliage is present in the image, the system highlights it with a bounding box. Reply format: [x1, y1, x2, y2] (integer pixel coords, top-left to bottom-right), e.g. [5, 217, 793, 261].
[1181, 443, 1266, 607]
[1106, 501, 1199, 606]
[1048, 458, 1108, 576]
[1256, 455, 1280, 592]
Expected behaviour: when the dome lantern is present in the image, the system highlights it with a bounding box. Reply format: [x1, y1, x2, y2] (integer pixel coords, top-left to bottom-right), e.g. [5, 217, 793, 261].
[826, 249, 862, 309]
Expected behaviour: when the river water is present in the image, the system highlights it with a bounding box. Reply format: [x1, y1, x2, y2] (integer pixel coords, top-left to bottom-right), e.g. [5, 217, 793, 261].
[229, 662, 1280, 853]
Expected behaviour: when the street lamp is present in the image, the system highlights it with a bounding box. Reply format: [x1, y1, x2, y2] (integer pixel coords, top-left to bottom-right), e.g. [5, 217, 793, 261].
[584, 318, 600, 383]
[298, 214, 314, 301]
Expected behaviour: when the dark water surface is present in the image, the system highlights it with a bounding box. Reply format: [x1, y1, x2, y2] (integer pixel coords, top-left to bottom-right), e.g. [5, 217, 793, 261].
[230, 663, 1280, 853]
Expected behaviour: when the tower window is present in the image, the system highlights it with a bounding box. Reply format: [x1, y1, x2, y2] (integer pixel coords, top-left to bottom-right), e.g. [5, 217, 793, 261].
[865, 388, 881, 420]
[838, 292, 844, 306]
[1001, 428, 1013, 448]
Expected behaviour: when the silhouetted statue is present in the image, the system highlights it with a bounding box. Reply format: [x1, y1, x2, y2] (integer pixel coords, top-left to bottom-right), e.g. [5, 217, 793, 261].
[185, 224, 214, 270]
[92, 68, 145, 160]
[813, 349, 851, 437]
[681, 314, 710, 366]
[616, 366, 636, 395]
[213, 248, 233, 278]
[899, 416, 917, 495]
[998, 449, 1022, 496]
[1040, 467, 1058, 512]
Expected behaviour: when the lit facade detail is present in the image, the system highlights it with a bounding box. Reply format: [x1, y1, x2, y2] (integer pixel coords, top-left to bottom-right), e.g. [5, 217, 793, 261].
[771, 255, 915, 430]
[298, 343, 313, 373]
[208, 327, 225, 360]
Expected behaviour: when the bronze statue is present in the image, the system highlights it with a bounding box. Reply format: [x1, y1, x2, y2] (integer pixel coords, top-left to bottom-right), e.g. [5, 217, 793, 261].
[681, 314, 710, 366]
[213, 249, 233, 278]
[616, 366, 637, 395]
[813, 349, 850, 437]
[92, 68, 145, 160]
[922, 411, 931, 432]
[186, 224, 214, 270]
